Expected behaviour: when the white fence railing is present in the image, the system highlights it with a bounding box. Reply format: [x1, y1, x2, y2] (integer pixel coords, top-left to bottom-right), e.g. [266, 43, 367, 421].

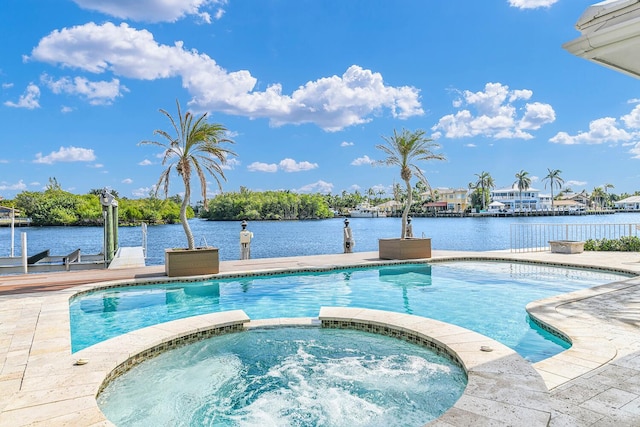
[510, 223, 640, 253]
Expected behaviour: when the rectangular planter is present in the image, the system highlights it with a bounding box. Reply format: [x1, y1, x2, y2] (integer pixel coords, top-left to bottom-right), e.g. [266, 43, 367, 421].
[379, 238, 432, 260]
[548, 240, 585, 254]
[165, 247, 219, 277]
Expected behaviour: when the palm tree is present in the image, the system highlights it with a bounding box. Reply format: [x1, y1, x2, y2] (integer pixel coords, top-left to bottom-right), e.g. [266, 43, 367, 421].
[141, 100, 236, 250]
[375, 129, 445, 238]
[542, 168, 564, 215]
[513, 170, 531, 213]
[474, 171, 495, 211]
[591, 186, 606, 210]
[603, 183, 614, 209]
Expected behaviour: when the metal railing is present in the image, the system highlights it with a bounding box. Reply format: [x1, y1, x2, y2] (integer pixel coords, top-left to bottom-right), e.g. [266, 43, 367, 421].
[510, 223, 640, 253]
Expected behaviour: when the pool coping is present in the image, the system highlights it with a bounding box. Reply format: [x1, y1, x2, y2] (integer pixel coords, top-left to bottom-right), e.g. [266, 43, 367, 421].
[2, 250, 640, 425]
[1, 307, 552, 426]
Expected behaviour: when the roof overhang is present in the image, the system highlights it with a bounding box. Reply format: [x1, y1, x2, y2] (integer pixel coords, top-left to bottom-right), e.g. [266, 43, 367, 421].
[564, 0, 640, 78]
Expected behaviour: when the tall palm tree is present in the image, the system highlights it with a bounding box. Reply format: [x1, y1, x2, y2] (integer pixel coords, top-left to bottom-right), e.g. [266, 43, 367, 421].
[513, 170, 531, 213]
[603, 183, 614, 209]
[474, 171, 495, 211]
[591, 186, 606, 210]
[542, 168, 564, 215]
[141, 100, 236, 250]
[376, 129, 445, 238]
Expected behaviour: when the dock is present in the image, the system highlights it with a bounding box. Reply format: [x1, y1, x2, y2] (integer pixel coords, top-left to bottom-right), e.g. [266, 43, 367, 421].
[0, 246, 146, 275]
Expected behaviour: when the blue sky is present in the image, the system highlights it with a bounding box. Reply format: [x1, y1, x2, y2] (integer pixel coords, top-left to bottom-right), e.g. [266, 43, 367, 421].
[1, 0, 639, 200]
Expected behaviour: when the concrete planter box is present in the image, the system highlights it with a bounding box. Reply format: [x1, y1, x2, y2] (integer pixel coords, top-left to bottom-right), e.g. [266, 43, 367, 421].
[379, 238, 432, 260]
[165, 247, 219, 277]
[549, 240, 585, 254]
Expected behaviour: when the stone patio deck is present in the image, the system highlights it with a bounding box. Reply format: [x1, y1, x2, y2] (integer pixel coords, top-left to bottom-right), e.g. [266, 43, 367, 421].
[1, 250, 640, 426]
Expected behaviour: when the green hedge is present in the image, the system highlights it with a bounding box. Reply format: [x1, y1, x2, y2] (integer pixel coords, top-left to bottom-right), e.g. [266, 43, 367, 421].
[584, 236, 640, 252]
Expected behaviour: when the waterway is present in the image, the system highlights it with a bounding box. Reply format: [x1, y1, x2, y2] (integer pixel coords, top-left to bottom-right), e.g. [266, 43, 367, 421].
[1, 213, 639, 266]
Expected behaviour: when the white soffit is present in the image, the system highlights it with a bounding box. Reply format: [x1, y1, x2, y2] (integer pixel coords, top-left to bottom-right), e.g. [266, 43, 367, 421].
[564, 0, 640, 78]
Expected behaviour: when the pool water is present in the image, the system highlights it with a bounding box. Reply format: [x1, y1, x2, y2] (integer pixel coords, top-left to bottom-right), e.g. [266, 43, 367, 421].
[70, 261, 628, 361]
[97, 327, 467, 427]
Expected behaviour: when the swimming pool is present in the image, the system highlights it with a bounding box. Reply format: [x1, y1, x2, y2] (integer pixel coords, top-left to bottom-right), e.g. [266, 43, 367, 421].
[97, 327, 467, 426]
[69, 261, 629, 361]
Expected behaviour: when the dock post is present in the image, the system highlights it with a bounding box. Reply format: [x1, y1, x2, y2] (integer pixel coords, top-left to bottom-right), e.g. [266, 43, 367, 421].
[100, 188, 119, 264]
[21, 232, 27, 274]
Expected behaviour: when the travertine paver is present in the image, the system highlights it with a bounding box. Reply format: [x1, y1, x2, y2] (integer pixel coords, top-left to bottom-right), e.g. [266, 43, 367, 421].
[1, 250, 640, 426]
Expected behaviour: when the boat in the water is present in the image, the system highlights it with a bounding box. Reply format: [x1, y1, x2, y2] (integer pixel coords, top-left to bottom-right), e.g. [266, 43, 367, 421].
[349, 201, 386, 218]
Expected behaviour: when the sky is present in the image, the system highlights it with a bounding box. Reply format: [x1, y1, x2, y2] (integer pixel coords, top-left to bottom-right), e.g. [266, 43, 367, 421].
[1, 0, 640, 201]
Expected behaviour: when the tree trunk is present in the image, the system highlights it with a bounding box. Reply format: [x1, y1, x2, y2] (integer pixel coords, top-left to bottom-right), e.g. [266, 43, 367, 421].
[181, 181, 195, 250]
[401, 179, 412, 239]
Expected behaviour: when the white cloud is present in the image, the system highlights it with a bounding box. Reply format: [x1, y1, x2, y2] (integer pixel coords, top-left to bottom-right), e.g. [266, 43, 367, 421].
[61, 105, 74, 113]
[295, 180, 333, 194]
[519, 102, 556, 130]
[34, 146, 96, 164]
[4, 83, 40, 109]
[29, 23, 422, 131]
[42, 74, 127, 105]
[138, 159, 153, 166]
[132, 186, 152, 197]
[621, 104, 640, 129]
[71, 0, 227, 23]
[564, 180, 587, 189]
[508, 0, 558, 9]
[90, 163, 104, 168]
[351, 155, 374, 166]
[122, 178, 133, 184]
[549, 117, 633, 145]
[220, 157, 240, 170]
[341, 141, 354, 147]
[0, 180, 27, 191]
[431, 82, 555, 140]
[2, 82, 14, 89]
[629, 142, 640, 159]
[0, 159, 8, 163]
[247, 162, 278, 173]
[278, 158, 318, 172]
[247, 158, 317, 172]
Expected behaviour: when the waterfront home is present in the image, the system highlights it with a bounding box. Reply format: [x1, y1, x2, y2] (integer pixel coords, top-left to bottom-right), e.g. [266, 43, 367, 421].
[558, 190, 591, 208]
[440, 188, 470, 213]
[490, 185, 542, 212]
[614, 195, 640, 211]
[421, 188, 470, 213]
[376, 200, 402, 216]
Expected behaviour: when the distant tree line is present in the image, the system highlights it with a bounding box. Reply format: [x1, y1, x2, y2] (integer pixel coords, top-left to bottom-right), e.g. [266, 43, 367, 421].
[5, 185, 187, 226]
[1, 180, 448, 226]
[202, 188, 333, 220]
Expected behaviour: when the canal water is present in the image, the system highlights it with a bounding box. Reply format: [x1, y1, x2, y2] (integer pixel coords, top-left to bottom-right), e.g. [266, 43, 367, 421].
[1, 213, 639, 266]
